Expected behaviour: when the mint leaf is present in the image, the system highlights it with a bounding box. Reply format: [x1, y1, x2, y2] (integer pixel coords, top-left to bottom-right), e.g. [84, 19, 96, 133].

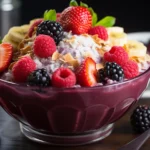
[95, 16, 116, 27]
[70, 0, 78, 6]
[44, 10, 49, 20]
[44, 9, 56, 21]
[80, 1, 88, 8]
[88, 7, 98, 26]
[0, 39, 2, 44]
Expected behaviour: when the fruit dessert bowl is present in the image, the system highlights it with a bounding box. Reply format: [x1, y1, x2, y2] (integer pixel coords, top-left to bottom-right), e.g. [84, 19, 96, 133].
[0, 69, 150, 146]
[0, 0, 150, 146]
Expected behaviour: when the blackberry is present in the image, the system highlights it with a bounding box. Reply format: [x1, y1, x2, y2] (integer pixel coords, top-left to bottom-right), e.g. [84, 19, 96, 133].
[36, 20, 64, 45]
[27, 68, 50, 87]
[97, 62, 124, 83]
[130, 105, 150, 133]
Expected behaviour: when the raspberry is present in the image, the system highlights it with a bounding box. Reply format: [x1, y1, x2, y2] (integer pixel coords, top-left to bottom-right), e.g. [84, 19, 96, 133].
[12, 56, 36, 82]
[56, 13, 61, 22]
[88, 26, 108, 40]
[104, 46, 129, 66]
[122, 60, 139, 79]
[52, 67, 76, 88]
[33, 35, 56, 58]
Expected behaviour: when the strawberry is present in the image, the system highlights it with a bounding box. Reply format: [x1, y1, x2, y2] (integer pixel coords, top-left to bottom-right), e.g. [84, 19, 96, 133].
[28, 18, 43, 37]
[59, 6, 92, 34]
[0, 43, 13, 73]
[76, 57, 97, 87]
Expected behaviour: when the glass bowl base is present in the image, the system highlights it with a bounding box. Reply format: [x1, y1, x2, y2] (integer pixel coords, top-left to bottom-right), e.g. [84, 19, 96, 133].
[20, 123, 114, 146]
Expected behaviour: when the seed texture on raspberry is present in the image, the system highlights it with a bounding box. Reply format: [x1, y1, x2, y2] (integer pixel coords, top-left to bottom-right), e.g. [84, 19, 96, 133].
[12, 56, 36, 82]
[104, 46, 129, 66]
[88, 26, 108, 41]
[33, 34, 56, 58]
[122, 60, 139, 79]
[52, 67, 76, 88]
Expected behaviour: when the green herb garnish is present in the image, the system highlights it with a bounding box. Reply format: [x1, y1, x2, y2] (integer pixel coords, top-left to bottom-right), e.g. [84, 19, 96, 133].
[44, 9, 56, 21]
[95, 16, 116, 27]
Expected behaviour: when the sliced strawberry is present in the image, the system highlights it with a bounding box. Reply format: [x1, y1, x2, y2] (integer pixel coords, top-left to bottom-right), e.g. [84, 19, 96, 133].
[0, 43, 13, 72]
[76, 57, 97, 87]
[28, 18, 43, 37]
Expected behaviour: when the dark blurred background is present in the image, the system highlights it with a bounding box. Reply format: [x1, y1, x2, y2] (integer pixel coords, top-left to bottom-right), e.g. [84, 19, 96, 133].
[21, 0, 150, 32]
[0, 0, 150, 37]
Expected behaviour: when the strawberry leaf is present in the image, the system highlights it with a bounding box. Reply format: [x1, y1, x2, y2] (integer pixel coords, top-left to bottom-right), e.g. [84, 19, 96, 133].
[44, 9, 56, 21]
[70, 0, 78, 6]
[95, 16, 116, 27]
[0, 39, 2, 44]
[80, 1, 88, 8]
[88, 7, 98, 26]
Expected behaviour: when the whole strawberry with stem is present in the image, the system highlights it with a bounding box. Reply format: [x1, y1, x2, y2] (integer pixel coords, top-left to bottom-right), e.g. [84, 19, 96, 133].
[59, 4, 92, 34]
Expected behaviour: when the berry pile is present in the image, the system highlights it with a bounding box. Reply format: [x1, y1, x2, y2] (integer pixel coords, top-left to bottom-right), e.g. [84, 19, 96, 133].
[104, 46, 139, 79]
[0, 0, 147, 89]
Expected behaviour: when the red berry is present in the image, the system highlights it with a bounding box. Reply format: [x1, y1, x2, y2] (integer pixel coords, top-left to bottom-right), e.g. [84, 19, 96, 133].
[122, 60, 139, 79]
[0, 43, 13, 73]
[88, 26, 108, 41]
[59, 6, 92, 34]
[33, 35, 56, 58]
[12, 56, 36, 82]
[76, 57, 97, 87]
[104, 46, 129, 66]
[56, 13, 61, 22]
[52, 67, 76, 88]
[28, 19, 43, 37]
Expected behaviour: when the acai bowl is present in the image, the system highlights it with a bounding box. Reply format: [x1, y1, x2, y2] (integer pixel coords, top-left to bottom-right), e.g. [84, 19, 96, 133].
[0, 0, 150, 146]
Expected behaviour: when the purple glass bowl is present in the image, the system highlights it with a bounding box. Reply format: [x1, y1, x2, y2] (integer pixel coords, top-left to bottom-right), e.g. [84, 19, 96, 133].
[0, 68, 150, 146]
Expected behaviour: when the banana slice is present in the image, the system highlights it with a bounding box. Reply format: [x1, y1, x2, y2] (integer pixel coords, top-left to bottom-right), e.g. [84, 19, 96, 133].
[21, 24, 30, 34]
[107, 26, 127, 46]
[8, 26, 26, 43]
[123, 40, 147, 58]
[2, 34, 18, 50]
[107, 26, 124, 34]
